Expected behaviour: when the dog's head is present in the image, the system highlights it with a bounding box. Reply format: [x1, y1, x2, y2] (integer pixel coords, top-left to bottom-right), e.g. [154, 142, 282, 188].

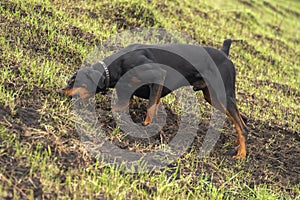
[58, 65, 106, 101]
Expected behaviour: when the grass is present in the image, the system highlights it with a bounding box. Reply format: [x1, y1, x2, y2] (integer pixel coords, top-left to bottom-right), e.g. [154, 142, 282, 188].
[0, 0, 300, 199]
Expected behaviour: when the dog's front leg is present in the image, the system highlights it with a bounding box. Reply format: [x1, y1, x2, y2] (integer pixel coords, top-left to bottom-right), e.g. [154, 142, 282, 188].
[143, 66, 166, 126]
[143, 83, 164, 126]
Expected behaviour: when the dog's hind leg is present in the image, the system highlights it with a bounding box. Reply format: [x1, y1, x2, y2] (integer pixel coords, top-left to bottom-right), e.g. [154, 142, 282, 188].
[226, 98, 247, 158]
[202, 87, 247, 158]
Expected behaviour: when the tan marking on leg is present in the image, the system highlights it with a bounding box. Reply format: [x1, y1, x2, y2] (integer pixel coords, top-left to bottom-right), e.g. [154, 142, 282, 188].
[143, 103, 157, 125]
[143, 84, 164, 125]
[228, 114, 247, 159]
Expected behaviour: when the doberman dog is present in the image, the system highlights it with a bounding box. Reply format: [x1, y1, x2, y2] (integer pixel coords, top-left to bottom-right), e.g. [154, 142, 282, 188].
[58, 39, 248, 158]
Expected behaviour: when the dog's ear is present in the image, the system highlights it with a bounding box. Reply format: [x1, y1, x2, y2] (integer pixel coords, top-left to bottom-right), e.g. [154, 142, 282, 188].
[87, 69, 106, 89]
[78, 68, 105, 89]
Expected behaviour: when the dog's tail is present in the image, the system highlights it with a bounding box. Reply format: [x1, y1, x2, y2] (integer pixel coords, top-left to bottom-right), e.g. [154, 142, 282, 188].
[221, 39, 244, 56]
[221, 39, 232, 56]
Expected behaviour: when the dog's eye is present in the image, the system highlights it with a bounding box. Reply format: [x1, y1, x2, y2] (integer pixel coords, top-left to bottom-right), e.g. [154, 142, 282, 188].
[67, 79, 75, 85]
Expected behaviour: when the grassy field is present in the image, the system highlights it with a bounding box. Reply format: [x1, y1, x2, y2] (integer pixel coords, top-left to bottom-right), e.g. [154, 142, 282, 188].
[0, 0, 299, 199]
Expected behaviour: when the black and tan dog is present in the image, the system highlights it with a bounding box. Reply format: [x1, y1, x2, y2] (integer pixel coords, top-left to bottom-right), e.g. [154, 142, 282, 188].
[58, 39, 248, 158]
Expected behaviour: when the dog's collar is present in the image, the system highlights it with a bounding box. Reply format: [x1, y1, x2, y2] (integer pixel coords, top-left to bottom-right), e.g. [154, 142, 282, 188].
[98, 60, 110, 94]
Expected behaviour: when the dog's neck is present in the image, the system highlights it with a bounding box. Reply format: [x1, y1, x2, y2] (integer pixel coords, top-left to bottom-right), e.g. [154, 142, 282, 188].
[98, 60, 110, 94]
[102, 57, 123, 88]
